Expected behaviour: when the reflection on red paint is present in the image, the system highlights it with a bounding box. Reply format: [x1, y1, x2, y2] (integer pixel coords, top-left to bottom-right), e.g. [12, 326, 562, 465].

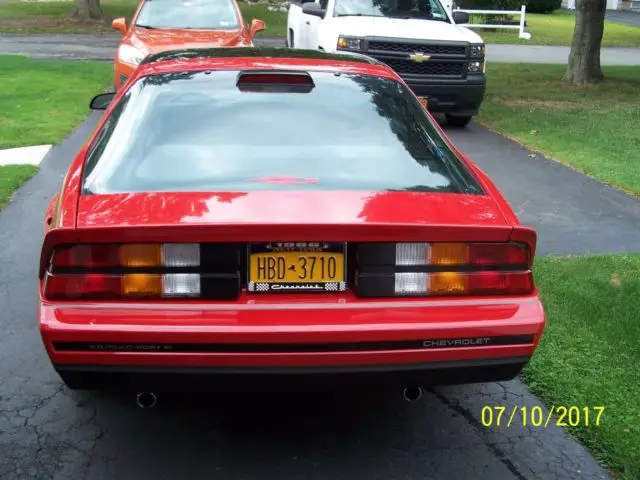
[250, 176, 319, 185]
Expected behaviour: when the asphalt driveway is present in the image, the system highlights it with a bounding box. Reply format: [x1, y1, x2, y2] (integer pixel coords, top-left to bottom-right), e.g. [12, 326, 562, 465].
[446, 123, 640, 255]
[2, 33, 640, 65]
[606, 10, 640, 27]
[3, 108, 636, 479]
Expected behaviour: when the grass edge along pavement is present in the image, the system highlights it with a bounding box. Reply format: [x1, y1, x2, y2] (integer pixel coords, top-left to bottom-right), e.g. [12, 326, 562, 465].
[0, 165, 38, 209]
[527, 254, 640, 480]
[0, 55, 112, 210]
[478, 63, 640, 197]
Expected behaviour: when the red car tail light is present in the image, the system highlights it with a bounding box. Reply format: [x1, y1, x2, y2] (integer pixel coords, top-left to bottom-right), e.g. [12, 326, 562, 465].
[356, 242, 534, 298]
[391, 242, 529, 267]
[44, 274, 122, 300]
[52, 243, 201, 268]
[52, 244, 120, 268]
[43, 243, 238, 301]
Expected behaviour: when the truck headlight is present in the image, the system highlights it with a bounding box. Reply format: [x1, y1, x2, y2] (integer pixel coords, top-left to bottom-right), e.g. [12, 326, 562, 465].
[469, 43, 485, 57]
[467, 60, 485, 73]
[337, 36, 362, 51]
[118, 44, 147, 66]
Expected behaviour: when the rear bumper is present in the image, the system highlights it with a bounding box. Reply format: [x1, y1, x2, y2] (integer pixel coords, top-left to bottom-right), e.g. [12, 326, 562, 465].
[54, 357, 530, 392]
[39, 295, 545, 391]
[403, 75, 486, 116]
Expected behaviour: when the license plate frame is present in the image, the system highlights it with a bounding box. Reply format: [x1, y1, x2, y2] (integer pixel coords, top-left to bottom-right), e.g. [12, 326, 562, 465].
[247, 242, 347, 293]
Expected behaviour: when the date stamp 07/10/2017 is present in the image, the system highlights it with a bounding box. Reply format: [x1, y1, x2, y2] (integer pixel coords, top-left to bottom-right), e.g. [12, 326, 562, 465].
[480, 405, 606, 428]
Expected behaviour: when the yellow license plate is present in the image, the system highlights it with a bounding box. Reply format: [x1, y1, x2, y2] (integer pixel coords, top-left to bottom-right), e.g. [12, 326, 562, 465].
[248, 244, 346, 293]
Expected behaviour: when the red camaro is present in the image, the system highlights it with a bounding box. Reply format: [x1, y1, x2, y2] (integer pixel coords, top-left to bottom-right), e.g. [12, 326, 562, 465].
[38, 48, 545, 402]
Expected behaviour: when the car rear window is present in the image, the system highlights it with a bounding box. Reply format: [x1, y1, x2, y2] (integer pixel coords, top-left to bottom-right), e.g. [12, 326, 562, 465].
[134, 0, 239, 30]
[82, 70, 484, 195]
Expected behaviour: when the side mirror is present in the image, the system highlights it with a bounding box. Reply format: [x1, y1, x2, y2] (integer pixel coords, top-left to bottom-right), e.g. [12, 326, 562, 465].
[90, 92, 115, 110]
[302, 2, 326, 18]
[250, 18, 266, 37]
[112, 17, 127, 33]
[452, 10, 469, 24]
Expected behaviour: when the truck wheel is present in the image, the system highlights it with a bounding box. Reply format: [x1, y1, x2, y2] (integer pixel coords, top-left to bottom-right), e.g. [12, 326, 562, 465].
[445, 114, 472, 127]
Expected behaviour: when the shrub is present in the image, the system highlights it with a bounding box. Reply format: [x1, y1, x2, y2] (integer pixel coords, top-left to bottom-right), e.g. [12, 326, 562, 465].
[525, 0, 561, 13]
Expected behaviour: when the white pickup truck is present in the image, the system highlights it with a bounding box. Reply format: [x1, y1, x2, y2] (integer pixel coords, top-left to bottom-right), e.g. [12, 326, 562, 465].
[287, 0, 486, 126]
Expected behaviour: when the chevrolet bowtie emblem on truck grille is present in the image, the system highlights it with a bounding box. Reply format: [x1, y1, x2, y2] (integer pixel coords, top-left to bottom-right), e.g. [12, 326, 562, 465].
[409, 52, 431, 63]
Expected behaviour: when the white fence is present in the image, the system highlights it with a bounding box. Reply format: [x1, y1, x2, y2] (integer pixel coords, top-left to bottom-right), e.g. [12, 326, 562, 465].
[454, 5, 532, 40]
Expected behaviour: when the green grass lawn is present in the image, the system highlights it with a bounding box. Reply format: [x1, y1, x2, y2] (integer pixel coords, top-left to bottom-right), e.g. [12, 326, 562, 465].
[0, 55, 111, 209]
[472, 11, 640, 47]
[0, 165, 39, 209]
[529, 254, 640, 480]
[0, 0, 287, 36]
[0, 55, 112, 149]
[479, 63, 640, 196]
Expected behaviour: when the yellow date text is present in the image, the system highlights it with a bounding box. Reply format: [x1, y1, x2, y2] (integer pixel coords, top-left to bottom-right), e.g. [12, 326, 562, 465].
[481, 405, 606, 428]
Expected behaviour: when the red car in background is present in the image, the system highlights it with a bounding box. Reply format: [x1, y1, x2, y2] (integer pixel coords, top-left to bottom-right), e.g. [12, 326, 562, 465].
[110, 0, 265, 90]
[39, 48, 545, 403]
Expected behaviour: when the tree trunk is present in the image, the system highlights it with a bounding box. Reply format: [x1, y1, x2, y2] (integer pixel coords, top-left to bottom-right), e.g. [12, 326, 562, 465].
[563, 0, 606, 85]
[71, 0, 104, 20]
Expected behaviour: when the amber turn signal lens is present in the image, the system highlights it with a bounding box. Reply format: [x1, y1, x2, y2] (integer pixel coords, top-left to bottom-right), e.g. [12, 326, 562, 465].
[120, 244, 162, 267]
[430, 243, 469, 266]
[429, 272, 469, 294]
[122, 274, 162, 297]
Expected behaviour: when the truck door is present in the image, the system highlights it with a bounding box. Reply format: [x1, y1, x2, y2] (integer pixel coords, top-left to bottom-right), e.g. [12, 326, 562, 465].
[288, 0, 307, 48]
[305, 0, 329, 50]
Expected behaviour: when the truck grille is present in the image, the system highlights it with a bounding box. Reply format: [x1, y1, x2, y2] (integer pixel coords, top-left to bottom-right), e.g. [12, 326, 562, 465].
[368, 41, 467, 56]
[377, 59, 464, 76]
[361, 38, 469, 79]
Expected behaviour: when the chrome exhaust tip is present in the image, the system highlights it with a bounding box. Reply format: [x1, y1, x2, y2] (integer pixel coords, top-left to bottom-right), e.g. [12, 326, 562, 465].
[136, 391, 157, 409]
[402, 386, 423, 402]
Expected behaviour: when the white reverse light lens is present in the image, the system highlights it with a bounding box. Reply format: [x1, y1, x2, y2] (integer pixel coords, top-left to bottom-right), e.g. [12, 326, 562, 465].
[163, 243, 200, 267]
[163, 273, 200, 297]
[395, 243, 429, 266]
[394, 272, 428, 295]
[118, 44, 146, 65]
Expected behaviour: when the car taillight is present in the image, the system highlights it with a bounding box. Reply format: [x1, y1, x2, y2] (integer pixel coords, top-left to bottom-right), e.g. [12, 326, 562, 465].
[43, 243, 239, 301]
[356, 242, 534, 297]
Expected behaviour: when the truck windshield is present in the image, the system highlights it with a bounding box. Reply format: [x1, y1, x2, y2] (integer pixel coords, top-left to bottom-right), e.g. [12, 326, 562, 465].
[334, 0, 449, 22]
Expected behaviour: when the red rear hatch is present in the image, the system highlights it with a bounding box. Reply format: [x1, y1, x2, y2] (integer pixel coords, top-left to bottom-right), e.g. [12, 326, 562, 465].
[73, 190, 517, 242]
